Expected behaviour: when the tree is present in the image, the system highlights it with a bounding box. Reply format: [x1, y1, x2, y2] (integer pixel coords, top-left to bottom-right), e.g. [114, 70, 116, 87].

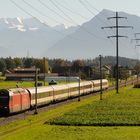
[134, 62, 140, 75]
[43, 58, 49, 73]
[53, 59, 67, 67]
[23, 58, 34, 68]
[72, 59, 85, 73]
[33, 58, 49, 73]
[5, 57, 16, 70]
[52, 59, 68, 74]
[14, 58, 23, 68]
[119, 67, 130, 80]
[0, 59, 6, 73]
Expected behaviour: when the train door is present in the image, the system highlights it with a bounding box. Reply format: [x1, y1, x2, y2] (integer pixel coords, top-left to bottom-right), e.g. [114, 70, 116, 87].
[20, 90, 30, 111]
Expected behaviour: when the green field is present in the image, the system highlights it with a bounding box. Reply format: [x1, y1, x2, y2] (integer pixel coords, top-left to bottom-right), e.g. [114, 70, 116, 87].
[2, 125, 140, 140]
[0, 80, 70, 89]
[0, 81, 35, 89]
[0, 87, 140, 140]
[49, 87, 140, 126]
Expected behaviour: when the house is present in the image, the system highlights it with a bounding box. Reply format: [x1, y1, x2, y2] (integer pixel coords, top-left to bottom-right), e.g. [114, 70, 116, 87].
[5, 68, 40, 81]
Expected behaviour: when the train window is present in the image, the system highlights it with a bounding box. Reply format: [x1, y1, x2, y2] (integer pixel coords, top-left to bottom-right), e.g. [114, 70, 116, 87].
[31, 91, 52, 100]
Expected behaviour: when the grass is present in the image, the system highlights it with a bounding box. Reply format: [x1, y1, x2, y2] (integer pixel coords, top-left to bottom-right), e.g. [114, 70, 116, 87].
[0, 76, 6, 81]
[0, 80, 73, 89]
[0, 87, 140, 140]
[0, 81, 35, 89]
[2, 125, 140, 140]
[49, 87, 140, 126]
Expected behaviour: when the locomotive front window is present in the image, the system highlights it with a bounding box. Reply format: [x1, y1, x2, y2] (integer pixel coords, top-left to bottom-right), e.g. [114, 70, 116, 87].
[0, 90, 9, 107]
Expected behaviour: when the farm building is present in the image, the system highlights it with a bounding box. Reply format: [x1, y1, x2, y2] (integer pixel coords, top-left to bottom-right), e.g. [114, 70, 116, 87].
[5, 68, 58, 81]
[5, 68, 40, 81]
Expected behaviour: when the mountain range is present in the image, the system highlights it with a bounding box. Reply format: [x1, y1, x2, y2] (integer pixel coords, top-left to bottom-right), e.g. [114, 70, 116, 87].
[0, 9, 140, 60]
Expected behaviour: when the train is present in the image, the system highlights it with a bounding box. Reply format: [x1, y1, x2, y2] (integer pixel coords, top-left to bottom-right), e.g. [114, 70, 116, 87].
[0, 79, 108, 114]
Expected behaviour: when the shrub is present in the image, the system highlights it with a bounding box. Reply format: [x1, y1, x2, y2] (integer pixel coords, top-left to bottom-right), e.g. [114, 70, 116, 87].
[133, 83, 140, 88]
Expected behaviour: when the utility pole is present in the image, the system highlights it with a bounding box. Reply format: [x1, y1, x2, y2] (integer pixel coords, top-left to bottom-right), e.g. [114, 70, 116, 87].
[78, 77, 80, 101]
[102, 12, 133, 94]
[132, 33, 140, 60]
[34, 67, 38, 115]
[132, 33, 140, 83]
[78, 69, 81, 102]
[43, 57, 46, 86]
[99, 55, 103, 100]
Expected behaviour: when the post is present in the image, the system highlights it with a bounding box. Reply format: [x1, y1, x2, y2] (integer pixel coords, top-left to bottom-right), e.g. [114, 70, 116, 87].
[99, 55, 103, 100]
[43, 57, 46, 86]
[34, 68, 38, 114]
[116, 12, 119, 94]
[78, 77, 80, 101]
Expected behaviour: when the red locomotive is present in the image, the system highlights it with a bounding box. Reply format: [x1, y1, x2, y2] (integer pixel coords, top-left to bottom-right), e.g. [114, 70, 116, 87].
[0, 88, 30, 114]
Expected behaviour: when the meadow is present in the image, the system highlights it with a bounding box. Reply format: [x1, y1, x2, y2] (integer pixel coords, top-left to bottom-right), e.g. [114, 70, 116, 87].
[49, 87, 140, 126]
[0, 86, 140, 140]
[0, 80, 69, 89]
[0, 81, 35, 89]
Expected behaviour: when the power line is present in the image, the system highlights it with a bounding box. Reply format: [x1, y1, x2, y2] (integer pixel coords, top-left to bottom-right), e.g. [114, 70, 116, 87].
[84, 0, 134, 58]
[50, 0, 106, 40]
[50, 0, 77, 25]
[9, 0, 88, 42]
[78, 0, 97, 17]
[22, 0, 61, 25]
[132, 33, 140, 60]
[81, 0, 115, 29]
[37, 0, 72, 26]
[10, 0, 40, 21]
[53, 0, 89, 20]
[102, 12, 133, 94]
[78, 0, 115, 46]
[10, 0, 114, 43]
[22, 0, 102, 41]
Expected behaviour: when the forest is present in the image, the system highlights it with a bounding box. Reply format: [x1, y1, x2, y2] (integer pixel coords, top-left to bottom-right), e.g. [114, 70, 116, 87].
[0, 56, 140, 80]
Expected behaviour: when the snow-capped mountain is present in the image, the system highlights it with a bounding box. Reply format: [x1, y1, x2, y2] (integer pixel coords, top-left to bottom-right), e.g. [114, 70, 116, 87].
[0, 17, 79, 57]
[45, 9, 140, 59]
[0, 9, 140, 59]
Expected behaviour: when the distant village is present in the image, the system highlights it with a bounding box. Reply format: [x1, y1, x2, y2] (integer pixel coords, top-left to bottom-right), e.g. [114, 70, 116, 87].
[0, 56, 139, 82]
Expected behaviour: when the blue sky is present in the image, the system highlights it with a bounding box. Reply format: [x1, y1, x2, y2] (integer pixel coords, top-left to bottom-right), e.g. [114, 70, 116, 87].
[0, 0, 140, 27]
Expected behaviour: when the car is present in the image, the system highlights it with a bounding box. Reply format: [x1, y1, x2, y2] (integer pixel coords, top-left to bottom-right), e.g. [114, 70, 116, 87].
[49, 80, 57, 85]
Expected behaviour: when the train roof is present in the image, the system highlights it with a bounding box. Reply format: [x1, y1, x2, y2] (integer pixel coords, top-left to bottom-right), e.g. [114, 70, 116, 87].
[27, 81, 94, 94]
[92, 79, 108, 84]
[27, 86, 53, 94]
[0, 88, 29, 96]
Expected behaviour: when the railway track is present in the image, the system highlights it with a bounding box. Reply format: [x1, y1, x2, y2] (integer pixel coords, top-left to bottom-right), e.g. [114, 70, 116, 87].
[0, 78, 139, 126]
